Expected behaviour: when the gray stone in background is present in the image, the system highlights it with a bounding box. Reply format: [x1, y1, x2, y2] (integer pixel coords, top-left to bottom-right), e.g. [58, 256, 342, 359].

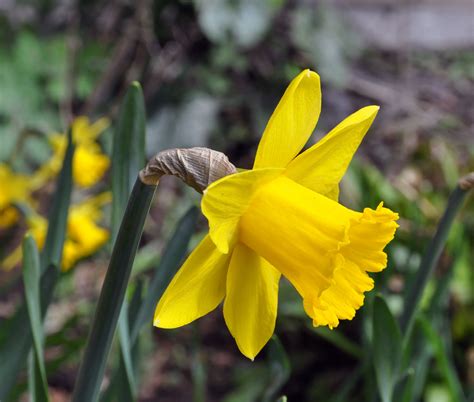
[337, 1, 474, 50]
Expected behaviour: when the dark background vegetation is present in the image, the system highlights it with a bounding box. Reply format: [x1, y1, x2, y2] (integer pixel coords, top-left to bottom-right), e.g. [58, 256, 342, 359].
[0, 0, 473, 401]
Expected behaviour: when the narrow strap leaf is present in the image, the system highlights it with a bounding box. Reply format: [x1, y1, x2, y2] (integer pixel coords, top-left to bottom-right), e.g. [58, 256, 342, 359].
[262, 335, 291, 402]
[71, 178, 155, 402]
[109, 81, 147, 400]
[22, 235, 50, 402]
[102, 206, 198, 399]
[130, 206, 199, 343]
[117, 303, 136, 400]
[372, 295, 402, 402]
[400, 177, 472, 337]
[40, 128, 75, 272]
[0, 130, 73, 400]
[418, 316, 467, 402]
[311, 326, 363, 359]
[111, 82, 146, 242]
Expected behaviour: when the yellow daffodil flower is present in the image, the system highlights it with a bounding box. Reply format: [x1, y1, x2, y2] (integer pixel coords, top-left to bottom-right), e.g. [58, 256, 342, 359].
[0, 164, 31, 229]
[2, 193, 110, 272]
[31, 116, 110, 190]
[62, 192, 111, 271]
[154, 69, 399, 360]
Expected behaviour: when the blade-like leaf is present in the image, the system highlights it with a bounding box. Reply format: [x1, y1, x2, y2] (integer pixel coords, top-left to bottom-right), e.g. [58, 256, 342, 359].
[191, 325, 207, 402]
[400, 181, 472, 336]
[40, 128, 75, 272]
[311, 326, 363, 359]
[330, 361, 368, 402]
[398, 318, 432, 402]
[372, 295, 402, 402]
[0, 130, 73, 400]
[130, 206, 199, 343]
[111, 81, 146, 242]
[22, 236, 50, 402]
[262, 335, 291, 402]
[102, 207, 198, 400]
[418, 316, 466, 402]
[110, 81, 146, 400]
[117, 304, 136, 401]
[71, 178, 155, 402]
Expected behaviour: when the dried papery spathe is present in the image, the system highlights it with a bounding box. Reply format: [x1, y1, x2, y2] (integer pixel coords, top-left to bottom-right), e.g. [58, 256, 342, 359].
[140, 147, 237, 192]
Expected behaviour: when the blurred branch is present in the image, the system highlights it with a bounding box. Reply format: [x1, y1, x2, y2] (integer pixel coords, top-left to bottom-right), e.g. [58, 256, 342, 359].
[81, 23, 139, 116]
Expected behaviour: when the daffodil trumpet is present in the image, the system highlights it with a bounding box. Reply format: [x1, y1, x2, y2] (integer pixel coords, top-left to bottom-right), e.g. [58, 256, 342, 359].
[147, 69, 399, 360]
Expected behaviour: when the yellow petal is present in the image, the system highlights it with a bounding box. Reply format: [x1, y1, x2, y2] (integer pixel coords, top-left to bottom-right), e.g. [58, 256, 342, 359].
[285, 106, 379, 200]
[67, 211, 109, 255]
[201, 168, 284, 254]
[223, 243, 280, 360]
[61, 240, 82, 272]
[0, 164, 31, 208]
[0, 206, 20, 229]
[73, 116, 110, 143]
[154, 235, 230, 328]
[240, 176, 350, 305]
[239, 176, 398, 327]
[308, 203, 399, 328]
[73, 145, 110, 188]
[253, 69, 321, 169]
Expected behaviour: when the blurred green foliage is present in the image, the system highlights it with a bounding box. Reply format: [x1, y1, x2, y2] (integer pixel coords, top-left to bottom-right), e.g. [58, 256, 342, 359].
[0, 30, 108, 164]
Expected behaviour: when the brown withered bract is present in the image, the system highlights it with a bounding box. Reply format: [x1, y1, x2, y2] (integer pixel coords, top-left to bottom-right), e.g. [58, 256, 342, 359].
[140, 147, 237, 192]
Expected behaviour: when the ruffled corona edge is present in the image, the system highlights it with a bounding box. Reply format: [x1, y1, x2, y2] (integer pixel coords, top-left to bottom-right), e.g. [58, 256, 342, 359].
[304, 202, 399, 329]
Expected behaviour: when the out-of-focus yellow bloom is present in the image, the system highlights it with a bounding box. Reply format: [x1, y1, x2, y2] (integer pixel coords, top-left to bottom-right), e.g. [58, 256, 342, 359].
[1, 117, 110, 271]
[2, 192, 110, 272]
[71, 116, 110, 144]
[1, 214, 46, 270]
[0, 164, 31, 229]
[0, 207, 20, 229]
[31, 116, 110, 190]
[154, 69, 399, 359]
[71, 142, 110, 188]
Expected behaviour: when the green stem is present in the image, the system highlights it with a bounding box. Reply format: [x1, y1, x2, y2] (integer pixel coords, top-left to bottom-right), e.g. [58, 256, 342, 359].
[400, 176, 473, 337]
[71, 178, 156, 402]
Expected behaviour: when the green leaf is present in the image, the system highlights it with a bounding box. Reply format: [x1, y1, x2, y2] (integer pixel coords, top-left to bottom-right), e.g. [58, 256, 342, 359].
[262, 335, 291, 402]
[117, 304, 136, 401]
[0, 130, 73, 400]
[40, 129, 75, 271]
[372, 295, 402, 402]
[111, 81, 146, 242]
[130, 206, 199, 343]
[400, 184, 472, 336]
[398, 319, 432, 402]
[109, 81, 146, 401]
[128, 280, 144, 326]
[71, 178, 155, 402]
[22, 236, 50, 402]
[102, 206, 198, 400]
[310, 326, 363, 359]
[191, 325, 207, 402]
[418, 316, 466, 402]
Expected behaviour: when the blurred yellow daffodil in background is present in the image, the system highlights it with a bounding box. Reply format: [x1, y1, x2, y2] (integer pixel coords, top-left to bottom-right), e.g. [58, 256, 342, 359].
[31, 116, 110, 190]
[0, 164, 31, 229]
[1, 117, 111, 271]
[154, 69, 399, 360]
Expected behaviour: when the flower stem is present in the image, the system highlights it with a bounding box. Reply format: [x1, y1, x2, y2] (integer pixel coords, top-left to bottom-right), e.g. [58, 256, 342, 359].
[71, 178, 156, 402]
